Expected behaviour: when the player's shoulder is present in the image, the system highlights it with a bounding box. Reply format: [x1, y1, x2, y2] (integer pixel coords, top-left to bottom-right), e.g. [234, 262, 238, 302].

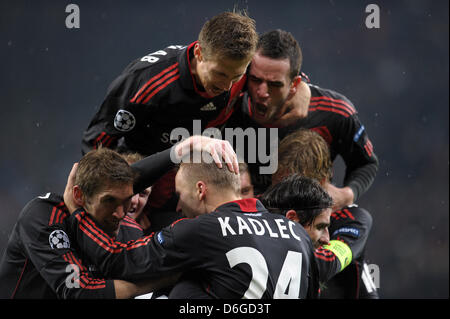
[118, 44, 189, 105]
[18, 192, 68, 227]
[123, 44, 187, 75]
[339, 204, 373, 223]
[308, 83, 358, 119]
[337, 204, 370, 215]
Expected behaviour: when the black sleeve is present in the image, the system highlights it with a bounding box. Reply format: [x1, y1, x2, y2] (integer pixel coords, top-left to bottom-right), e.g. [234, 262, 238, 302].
[328, 205, 373, 261]
[81, 56, 167, 155]
[18, 198, 115, 298]
[314, 205, 373, 283]
[67, 210, 200, 281]
[333, 112, 379, 201]
[131, 147, 175, 194]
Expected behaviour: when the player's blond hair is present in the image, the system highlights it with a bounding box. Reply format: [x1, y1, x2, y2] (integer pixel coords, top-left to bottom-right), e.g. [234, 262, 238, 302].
[274, 129, 332, 183]
[198, 11, 258, 61]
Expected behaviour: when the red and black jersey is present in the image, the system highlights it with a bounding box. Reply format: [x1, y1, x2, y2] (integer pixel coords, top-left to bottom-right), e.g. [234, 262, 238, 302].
[281, 84, 378, 201]
[314, 205, 373, 286]
[0, 193, 143, 299]
[167, 204, 373, 299]
[82, 42, 245, 156]
[318, 205, 378, 298]
[225, 84, 379, 201]
[66, 198, 320, 299]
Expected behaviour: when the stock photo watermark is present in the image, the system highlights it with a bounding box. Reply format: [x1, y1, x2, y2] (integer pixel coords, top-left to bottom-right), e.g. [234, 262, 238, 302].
[65, 4, 80, 29]
[169, 120, 279, 174]
[363, 263, 381, 291]
[365, 4, 380, 29]
[65, 264, 80, 289]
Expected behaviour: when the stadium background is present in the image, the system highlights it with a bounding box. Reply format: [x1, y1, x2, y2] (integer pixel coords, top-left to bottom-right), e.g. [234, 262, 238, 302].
[0, 0, 447, 298]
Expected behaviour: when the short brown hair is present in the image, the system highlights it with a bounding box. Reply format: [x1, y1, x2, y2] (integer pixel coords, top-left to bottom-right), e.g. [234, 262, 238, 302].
[75, 148, 136, 200]
[179, 152, 241, 194]
[198, 11, 258, 61]
[121, 152, 144, 165]
[275, 129, 332, 183]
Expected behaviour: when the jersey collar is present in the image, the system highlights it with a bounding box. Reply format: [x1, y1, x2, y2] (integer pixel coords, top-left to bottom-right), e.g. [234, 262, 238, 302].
[215, 198, 268, 214]
[178, 41, 213, 99]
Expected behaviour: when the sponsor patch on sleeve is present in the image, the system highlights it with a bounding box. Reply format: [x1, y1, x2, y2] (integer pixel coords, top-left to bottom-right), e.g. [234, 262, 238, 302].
[353, 125, 365, 142]
[332, 227, 360, 238]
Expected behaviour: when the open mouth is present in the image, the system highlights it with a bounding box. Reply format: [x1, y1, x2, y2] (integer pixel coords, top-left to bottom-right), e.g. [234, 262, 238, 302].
[254, 103, 268, 118]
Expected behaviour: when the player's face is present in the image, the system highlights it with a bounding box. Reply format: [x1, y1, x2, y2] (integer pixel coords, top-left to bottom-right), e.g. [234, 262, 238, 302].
[127, 186, 151, 221]
[84, 183, 134, 237]
[303, 208, 332, 249]
[175, 168, 204, 218]
[239, 171, 254, 199]
[195, 46, 250, 97]
[247, 52, 294, 126]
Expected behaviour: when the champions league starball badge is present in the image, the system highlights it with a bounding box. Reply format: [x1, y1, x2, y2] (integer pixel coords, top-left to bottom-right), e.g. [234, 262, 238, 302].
[49, 229, 70, 249]
[114, 109, 136, 132]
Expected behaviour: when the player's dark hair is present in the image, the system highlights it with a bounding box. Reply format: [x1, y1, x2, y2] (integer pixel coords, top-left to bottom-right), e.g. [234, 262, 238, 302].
[75, 147, 136, 201]
[198, 11, 258, 60]
[260, 175, 332, 227]
[257, 29, 302, 80]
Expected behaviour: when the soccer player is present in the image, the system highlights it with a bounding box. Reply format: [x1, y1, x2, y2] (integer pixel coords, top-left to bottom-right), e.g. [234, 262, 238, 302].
[225, 29, 379, 211]
[0, 135, 235, 298]
[81, 11, 258, 156]
[0, 151, 159, 298]
[81, 10, 258, 230]
[64, 152, 322, 299]
[268, 128, 378, 298]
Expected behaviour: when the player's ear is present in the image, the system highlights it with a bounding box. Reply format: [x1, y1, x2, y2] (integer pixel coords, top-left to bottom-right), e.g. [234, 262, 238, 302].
[194, 43, 203, 62]
[73, 185, 85, 207]
[197, 181, 207, 201]
[286, 210, 300, 223]
[289, 75, 302, 95]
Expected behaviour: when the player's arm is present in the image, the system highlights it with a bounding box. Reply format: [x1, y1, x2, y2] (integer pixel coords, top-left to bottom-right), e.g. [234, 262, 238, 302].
[132, 135, 239, 193]
[67, 210, 198, 281]
[329, 111, 379, 208]
[314, 205, 373, 282]
[81, 56, 166, 155]
[81, 79, 148, 155]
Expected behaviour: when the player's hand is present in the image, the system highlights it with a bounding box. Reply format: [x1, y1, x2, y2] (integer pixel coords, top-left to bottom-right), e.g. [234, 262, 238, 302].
[323, 182, 355, 212]
[63, 163, 81, 214]
[173, 135, 239, 174]
[270, 81, 311, 127]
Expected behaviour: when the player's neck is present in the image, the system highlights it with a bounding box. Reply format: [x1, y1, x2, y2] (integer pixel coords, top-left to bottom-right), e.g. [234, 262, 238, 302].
[189, 56, 203, 89]
[206, 190, 240, 213]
